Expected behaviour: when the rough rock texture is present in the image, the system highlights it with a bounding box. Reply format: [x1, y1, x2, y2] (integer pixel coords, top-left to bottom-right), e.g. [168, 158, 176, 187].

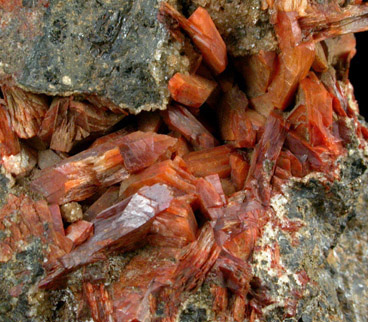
[179, 0, 277, 56]
[0, 238, 45, 321]
[0, 172, 9, 208]
[254, 150, 368, 322]
[0, 0, 189, 114]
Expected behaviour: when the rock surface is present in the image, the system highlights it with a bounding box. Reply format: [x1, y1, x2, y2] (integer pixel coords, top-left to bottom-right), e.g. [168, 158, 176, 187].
[254, 150, 368, 322]
[0, 0, 187, 114]
[180, 0, 277, 56]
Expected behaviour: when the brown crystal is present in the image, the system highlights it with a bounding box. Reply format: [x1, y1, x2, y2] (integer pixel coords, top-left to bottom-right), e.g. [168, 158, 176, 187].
[39, 184, 176, 289]
[229, 152, 250, 191]
[183, 145, 233, 178]
[160, 3, 227, 74]
[84, 186, 120, 222]
[65, 220, 93, 247]
[236, 51, 277, 98]
[2, 144, 37, 177]
[245, 112, 287, 205]
[161, 104, 218, 150]
[0, 101, 20, 157]
[0, 195, 71, 264]
[218, 85, 256, 148]
[168, 73, 217, 108]
[1, 85, 48, 139]
[120, 157, 197, 199]
[39, 97, 122, 152]
[196, 174, 227, 220]
[31, 131, 177, 204]
[148, 196, 198, 247]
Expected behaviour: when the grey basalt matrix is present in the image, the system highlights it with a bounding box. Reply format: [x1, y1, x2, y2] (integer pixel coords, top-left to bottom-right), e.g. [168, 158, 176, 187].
[0, 0, 183, 114]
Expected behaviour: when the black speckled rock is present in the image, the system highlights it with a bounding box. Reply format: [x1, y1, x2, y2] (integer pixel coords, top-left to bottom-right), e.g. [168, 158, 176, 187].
[0, 170, 9, 208]
[0, 241, 44, 322]
[0, 0, 188, 114]
[251, 151, 368, 322]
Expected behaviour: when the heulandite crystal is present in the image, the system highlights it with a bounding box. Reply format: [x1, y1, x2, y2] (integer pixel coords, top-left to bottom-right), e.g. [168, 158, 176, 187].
[1, 0, 368, 321]
[30, 131, 177, 204]
[38, 97, 123, 153]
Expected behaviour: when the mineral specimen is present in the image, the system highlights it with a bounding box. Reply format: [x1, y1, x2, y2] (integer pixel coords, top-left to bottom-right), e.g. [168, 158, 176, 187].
[1, 0, 368, 321]
[1, 85, 48, 139]
[0, 101, 20, 157]
[38, 97, 123, 152]
[161, 104, 218, 150]
[31, 131, 177, 204]
[160, 3, 228, 74]
[168, 73, 217, 108]
[39, 183, 176, 289]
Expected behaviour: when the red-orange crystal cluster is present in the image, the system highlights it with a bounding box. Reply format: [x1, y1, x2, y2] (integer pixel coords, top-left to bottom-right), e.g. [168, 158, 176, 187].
[1, 1, 368, 321]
